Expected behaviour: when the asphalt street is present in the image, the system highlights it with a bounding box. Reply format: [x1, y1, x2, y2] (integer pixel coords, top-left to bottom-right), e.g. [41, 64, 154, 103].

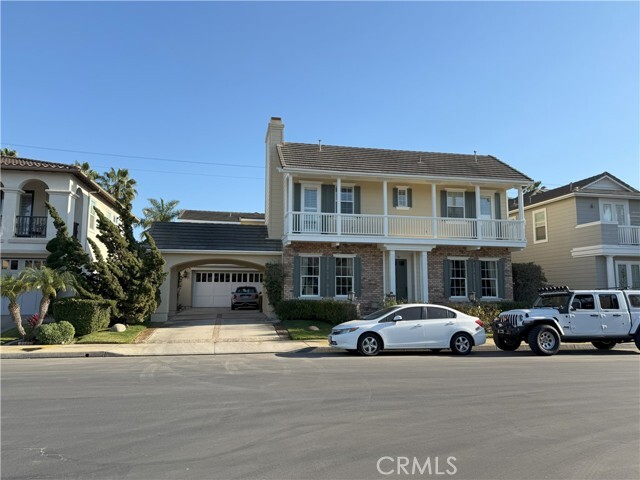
[2, 349, 639, 480]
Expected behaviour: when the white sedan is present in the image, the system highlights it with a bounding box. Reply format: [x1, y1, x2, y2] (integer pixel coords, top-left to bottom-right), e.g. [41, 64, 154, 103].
[329, 304, 486, 356]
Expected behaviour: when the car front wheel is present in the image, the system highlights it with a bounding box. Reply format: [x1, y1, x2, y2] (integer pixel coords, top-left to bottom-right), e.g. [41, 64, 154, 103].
[494, 335, 522, 351]
[358, 333, 382, 356]
[592, 340, 617, 350]
[528, 325, 560, 356]
[450, 333, 473, 355]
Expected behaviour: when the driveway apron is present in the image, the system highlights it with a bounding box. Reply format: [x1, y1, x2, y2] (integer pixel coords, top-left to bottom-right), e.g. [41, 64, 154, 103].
[143, 308, 281, 344]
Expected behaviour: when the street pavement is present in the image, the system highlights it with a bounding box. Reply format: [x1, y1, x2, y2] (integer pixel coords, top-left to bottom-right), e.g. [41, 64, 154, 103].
[2, 351, 638, 480]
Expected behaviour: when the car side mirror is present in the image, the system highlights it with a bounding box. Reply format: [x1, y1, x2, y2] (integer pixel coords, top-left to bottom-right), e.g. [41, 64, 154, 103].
[393, 315, 403, 321]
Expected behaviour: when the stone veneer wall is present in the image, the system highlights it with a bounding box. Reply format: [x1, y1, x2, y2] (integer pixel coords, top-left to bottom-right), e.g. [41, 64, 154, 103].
[283, 242, 384, 314]
[427, 246, 514, 303]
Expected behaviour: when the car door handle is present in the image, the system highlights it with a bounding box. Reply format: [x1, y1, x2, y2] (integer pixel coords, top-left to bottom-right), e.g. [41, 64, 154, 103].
[412, 324, 422, 328]
[612, 314, 622, 317]
[445, 321, 455, 326]
[590, 314, 599, 317]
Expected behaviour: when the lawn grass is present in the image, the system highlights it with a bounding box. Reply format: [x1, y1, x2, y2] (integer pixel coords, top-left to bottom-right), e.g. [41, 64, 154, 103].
[281, 320, 333, 340]
[0, 327, 23, 345]
[75, 325, 147, 344]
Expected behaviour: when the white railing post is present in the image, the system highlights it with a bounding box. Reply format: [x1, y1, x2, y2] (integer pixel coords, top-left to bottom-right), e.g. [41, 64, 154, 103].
[432, 184, 438, 238]
[336, 177, 342, 236]
[518, 186, 525, 241]
[287, 174, 293, 235]
[383, 181, 389, 236]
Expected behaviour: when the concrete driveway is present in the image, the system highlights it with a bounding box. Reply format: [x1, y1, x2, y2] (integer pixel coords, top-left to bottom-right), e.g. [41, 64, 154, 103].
[143, 308, 282, 344]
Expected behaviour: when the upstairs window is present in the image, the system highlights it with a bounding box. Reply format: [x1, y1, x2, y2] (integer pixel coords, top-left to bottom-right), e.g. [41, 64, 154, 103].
[337, 187, 354, 214]
[447, 191, 465, 218]
[89, 200, 97, 230]
[397, 188, 408, 208]
[533, 208, 548, 243]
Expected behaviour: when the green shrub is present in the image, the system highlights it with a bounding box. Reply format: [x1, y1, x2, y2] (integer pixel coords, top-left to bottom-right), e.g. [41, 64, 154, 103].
[36, 321, 75, 345]
[513, 262, 547, 303]
[52, 297, 112, 336]
[264, 262, 286, 307]
[275, 299, 358, 325]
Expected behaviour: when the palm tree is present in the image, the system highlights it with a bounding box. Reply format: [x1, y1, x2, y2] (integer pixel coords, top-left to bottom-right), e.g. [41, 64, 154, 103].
[1, 147, 17, 157]
[20, 266, 76, 329]
[74, 161, 99, 181]
[141, 198, 182, 232]
[0, 274, 29, 337]
[97, 168, 138, 204]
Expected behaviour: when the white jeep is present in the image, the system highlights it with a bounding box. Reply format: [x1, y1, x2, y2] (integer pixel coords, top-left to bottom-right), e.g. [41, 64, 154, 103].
[492, 287, 640, 355]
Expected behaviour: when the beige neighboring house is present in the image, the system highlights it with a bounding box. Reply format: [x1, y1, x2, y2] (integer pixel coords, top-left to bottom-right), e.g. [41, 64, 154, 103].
[509, 172, 640, 289]
[150, 117, 533, 321]
[1, 156, 120, 317]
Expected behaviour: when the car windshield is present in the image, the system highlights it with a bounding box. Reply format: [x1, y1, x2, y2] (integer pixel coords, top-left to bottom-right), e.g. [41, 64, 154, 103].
[533, 294, 570, 313]
[236, 287, 257, 294]
[362, 306, 401, 320]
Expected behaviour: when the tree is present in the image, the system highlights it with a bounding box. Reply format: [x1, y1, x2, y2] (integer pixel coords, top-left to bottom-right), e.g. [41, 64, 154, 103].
[1, 147, 17, 157]
[512, 263, 547, 304]
[523, 181, 545, 194]
[74, 161, 99, 181]
[20, 266, 76, 330]
[0, 274, 29, 337]
[141, 198, 182, 235]
[96, 168, 138, 205]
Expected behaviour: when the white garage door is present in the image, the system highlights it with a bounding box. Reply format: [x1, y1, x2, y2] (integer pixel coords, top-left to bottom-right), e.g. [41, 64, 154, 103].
[192, 271, 264, 308]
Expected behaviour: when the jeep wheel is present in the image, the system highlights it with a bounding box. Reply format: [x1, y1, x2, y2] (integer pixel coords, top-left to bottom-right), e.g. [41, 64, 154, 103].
[528, 325, 560, 356]
[592, 340, 617, 350]
[494, 335, 522, 351]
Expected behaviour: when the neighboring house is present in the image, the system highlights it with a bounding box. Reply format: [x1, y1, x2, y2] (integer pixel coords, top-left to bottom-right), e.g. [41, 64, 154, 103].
[509, 172, 640, 289]
[0, 156, 120, 316]
[150, 118, 533, 321]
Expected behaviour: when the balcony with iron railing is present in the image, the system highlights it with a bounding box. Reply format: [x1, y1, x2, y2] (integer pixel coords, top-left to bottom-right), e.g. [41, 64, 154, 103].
[14, 216, 48, 238]
[285, 212, 526, 243]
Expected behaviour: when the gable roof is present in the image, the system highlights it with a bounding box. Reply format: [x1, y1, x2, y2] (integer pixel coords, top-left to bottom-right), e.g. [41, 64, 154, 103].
[148, 222, 281, 252]
[509, 172, 640, 210]
[179, 210, 265, 223]
[277, 142, 532, 183]
[1, 155, 119, 208]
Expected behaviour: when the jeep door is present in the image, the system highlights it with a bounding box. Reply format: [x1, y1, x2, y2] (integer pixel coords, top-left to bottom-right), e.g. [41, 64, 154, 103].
[597, 293, 630, 336]
[568, 294, 602, 335]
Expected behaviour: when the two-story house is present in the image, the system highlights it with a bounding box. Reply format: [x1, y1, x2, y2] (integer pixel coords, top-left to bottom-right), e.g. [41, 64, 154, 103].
[509, 172, 640, 289]
[1, 156, 120, 316]
[149, 117, 532, 321]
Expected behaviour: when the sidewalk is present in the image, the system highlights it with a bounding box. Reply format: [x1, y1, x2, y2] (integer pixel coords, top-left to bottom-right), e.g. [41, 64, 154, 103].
[2, 338, 636, 359]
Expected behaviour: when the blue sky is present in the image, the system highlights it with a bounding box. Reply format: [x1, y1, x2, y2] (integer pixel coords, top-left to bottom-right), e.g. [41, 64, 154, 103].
[2, 1, 638, 220]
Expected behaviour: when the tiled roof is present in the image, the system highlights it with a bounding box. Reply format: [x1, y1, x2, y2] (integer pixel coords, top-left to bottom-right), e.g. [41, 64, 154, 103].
[278, 143, 532, 183]
[509, 172, 640, 210]
[179, 210, 265, 223]
[148, 222, 282, 252]
[1, 155, 119, 208]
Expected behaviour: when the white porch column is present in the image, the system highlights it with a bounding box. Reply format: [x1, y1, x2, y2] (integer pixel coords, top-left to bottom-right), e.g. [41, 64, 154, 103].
[431, 183, 438, 238]
[421, 251, 429, 302]
[518, 186, 525, 240]
[383, 181, 388, 236]
[475, 185, 482, 239]
[287, 174, 293, 235]
[336, 177, 342, 236]
[388, 249, 396, 295]
[46, 190, 77, 240]
[606, 256, 616, 288]
[0, 188, 21, 239]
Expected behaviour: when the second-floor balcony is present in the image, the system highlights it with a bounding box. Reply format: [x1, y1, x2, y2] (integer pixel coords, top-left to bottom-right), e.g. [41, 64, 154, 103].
[619, 225, 640, 245]
[15, 215, 48, 238]
[286, 212, 525, 243]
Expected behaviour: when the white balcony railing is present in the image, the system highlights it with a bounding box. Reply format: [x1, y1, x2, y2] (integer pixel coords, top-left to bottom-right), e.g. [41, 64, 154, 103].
[619, 225, 640, 245]
[287, 212, 525, 242]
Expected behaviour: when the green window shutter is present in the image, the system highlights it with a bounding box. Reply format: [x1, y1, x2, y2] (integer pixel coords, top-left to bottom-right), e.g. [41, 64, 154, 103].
[293, 256, 301, 298]
[464, 192, 476, 218]
[498, 259, 506, 298]
[407, 188, 413, 208]
[495, 193, 502, 219]
[392, 187, 398, 207]
[354, 256, 362, 296]
[469, 260, 481, 299]
[440, 191, 447, 217]
[321, 185, 335, 213]
[443, 259, 451, 297]
[327, 257, 336, 297]
[354, 186, 361, 214]
[293, 183, 301, 212]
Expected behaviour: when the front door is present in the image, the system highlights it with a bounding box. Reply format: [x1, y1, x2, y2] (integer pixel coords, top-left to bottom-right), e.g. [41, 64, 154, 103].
[479, 195, 495, 239]
[395, 259, 408, 302]
[380, 306, 426, 348]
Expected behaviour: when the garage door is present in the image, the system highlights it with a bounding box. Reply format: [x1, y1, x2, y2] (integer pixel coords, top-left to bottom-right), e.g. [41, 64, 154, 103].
[192, 271, 264, 308]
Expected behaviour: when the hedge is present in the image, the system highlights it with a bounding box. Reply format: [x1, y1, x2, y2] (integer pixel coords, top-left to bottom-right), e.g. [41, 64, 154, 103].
[443, 301, 531, 330]
[52, 297, 112, 336]
[275, 299, 358, 325]
[36, 321, 75, 345]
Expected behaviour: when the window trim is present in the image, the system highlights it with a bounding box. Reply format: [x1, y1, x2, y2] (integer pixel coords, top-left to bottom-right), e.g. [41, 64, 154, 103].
[396, 186, 410, 209]
[479, 259, 499, 299]
[299, 255, 321, 298]
[335, 185, 355, 215]
[532, 208, 548, 244]
[448, 258, 468, 299]
[599, 198, 629, 225]
[446, 190, 465, 219]
[334, 255, 355, 298]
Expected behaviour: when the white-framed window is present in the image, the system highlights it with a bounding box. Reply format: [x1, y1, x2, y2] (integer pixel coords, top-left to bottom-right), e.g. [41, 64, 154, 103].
[335, 256, 354, 297]
[447, 191, 465, 218]
[480, 260, 499, 298]
[449, 259, 467, 297]
[302, 185, 320, 213]
[300, 256, 320, 297]
[616, 262, 640, 289]
[336, 186, 354, 214]
[533, 208, 548, 243]
[2, 259, 19, 270]
[601, 200, 628, 225]
[89, 200, 97, 230]
[397, 187, 409, 208]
